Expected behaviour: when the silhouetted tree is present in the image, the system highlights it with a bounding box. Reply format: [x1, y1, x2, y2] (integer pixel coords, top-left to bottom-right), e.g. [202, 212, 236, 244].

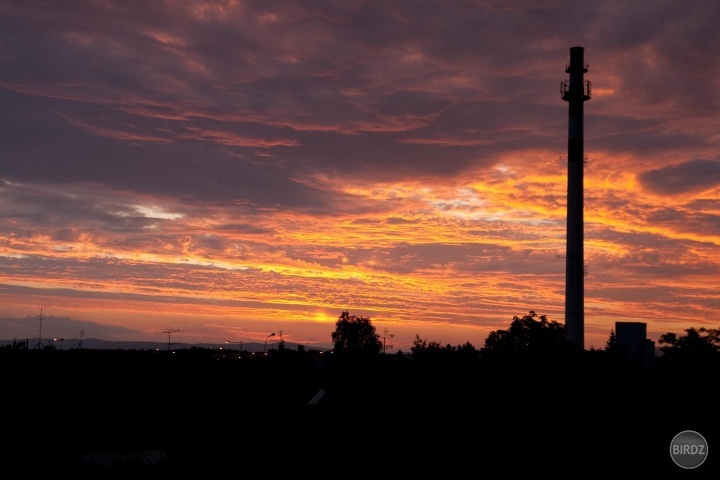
[657, 327, 720, 366]
[331, 311, 382, 355]
[605, 328, 618, 352]
[410, 335, 442, 355]
[410, 335, 479, 369]
[482, 310, 572, 354]
[455, 341, 480, 363]
[411, 335, 477, 357]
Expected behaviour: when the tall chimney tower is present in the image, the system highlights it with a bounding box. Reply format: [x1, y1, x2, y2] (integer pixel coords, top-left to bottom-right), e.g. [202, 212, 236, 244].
[561, 46, 590, 349]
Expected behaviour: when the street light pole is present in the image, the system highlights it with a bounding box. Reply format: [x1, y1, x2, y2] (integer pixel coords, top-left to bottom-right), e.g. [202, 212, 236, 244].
[264, 333, 275, 353]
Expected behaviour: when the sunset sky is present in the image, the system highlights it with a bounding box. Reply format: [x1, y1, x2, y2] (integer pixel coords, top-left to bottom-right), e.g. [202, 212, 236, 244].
[1, 1, 719, 351]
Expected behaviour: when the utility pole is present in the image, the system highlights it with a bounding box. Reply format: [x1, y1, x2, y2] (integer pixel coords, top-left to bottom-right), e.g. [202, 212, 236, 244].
[35, 306, 48, 350]
[164, 329, 180, 350]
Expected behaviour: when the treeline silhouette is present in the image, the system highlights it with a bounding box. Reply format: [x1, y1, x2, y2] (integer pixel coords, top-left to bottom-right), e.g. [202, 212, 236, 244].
[3, 311, 718, 476]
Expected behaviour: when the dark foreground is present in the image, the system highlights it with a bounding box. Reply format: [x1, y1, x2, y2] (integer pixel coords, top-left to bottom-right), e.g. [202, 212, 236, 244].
[2, 347, 717, 476]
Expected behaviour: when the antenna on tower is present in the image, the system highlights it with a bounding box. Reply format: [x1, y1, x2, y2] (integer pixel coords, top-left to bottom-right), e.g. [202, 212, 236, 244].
[383, 328, 395, 354]
[79, 330, 85, 349]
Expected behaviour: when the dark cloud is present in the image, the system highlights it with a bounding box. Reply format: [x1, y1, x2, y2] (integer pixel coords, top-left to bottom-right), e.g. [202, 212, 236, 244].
[638, 159, 720, 195]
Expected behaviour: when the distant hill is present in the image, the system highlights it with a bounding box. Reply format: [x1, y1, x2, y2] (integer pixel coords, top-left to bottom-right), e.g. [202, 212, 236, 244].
[0, 338, 332, 352]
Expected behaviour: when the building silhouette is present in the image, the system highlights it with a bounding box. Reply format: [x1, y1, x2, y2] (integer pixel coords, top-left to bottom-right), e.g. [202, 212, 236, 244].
[615, 321, 656, 364]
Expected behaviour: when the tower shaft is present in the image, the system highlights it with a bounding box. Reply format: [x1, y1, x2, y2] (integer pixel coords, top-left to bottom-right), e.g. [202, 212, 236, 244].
[562, 46, 590, 349]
